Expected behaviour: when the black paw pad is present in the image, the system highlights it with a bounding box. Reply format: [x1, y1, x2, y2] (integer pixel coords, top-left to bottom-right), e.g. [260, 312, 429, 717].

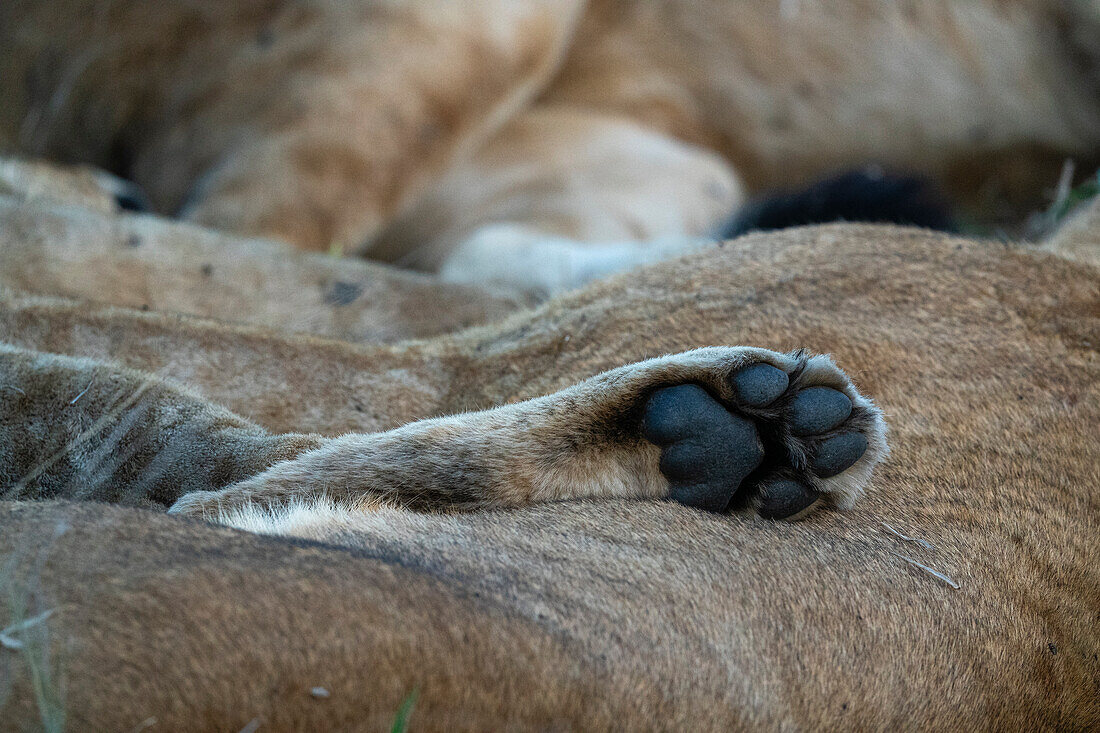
[788, 387, 852, 436]
[643, 384, 763, 512]
[731, 363, 788, 407]
[642, 384, 712, 444]
[756, 478, 821, 520]
[810, 432, 868, 477]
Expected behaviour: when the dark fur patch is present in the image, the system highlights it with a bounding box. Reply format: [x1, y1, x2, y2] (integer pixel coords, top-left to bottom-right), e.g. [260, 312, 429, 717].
[720, 167, 955, 238]
[113, 181, 152, 212]
[324, 280, 364, 306]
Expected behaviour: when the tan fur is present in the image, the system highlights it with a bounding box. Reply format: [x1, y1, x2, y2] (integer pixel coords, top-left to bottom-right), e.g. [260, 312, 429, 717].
[0, 161, 524, 342]
[372, 106, 742, 293]
[0, 334, 886, 518]
[3, 1, 1099, 292]
[1, 218, 1097, 729]
[2, 2, 1100, 724]
[0, 343, 324, 507]
[160, 346, 883, 519]
[0, 157, 122, 213]
[2, 0, 585, 251]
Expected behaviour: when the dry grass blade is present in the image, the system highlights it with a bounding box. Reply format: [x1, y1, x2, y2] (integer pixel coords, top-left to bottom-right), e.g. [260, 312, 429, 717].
[881, 522, 934, 549]
[68, 379, 93, 405]
[0, 608, 56, 650]
[892, 552, 960, 589]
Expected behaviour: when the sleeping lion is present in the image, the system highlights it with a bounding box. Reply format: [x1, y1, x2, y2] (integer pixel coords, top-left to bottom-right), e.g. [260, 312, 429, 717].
[1, 202, 1097, 728]
[3, 0, 1100, 294]
[0, 0, 1098, 727]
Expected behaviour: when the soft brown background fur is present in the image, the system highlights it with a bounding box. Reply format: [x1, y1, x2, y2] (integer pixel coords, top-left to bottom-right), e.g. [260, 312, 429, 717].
[3, 0, 1099, 271]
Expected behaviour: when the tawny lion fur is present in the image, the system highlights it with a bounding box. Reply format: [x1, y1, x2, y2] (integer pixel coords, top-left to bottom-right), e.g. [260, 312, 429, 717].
[0, 0, 1098, 726]
[1, 195, 1098, 728]
[0, 158, 525, 343]
[3, 0, 1100, 293]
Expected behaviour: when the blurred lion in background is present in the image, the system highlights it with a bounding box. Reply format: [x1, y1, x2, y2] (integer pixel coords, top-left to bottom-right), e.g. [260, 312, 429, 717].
[2, 0, 1099, 295]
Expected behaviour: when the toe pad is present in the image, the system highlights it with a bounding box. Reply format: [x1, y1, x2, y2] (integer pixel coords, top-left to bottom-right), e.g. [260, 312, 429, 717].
[731, 364, 789, 407]
[644, 384, 764, 513]
[810, 432, 868, 477]
[756, 478, 821, 520]
[789, 387, 852, 436]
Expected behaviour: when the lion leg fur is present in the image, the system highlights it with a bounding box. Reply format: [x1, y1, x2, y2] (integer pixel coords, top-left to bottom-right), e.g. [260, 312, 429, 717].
[0, 344, 322, 508]
[164, 346, 884, 522]
[0, 341, 884, 522]
[370, 106, 743, 295]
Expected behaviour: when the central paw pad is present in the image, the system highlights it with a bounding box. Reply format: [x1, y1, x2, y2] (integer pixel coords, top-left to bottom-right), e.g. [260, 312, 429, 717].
[642, 384, 763, 512]
[642, 359, 872, 519]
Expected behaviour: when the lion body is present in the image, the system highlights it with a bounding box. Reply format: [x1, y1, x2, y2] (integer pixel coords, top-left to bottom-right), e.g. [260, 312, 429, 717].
[1, 0, 1099, 727]
[2, 187, 1099, 726]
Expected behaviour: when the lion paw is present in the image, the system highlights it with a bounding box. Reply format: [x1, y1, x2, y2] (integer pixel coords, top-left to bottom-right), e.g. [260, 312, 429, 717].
[640, 349, 885, 519]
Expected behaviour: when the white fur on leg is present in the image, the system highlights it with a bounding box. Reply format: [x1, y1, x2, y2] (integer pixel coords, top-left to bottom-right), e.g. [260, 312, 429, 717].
[439, 223, 714, 296]
[214, 496, 405, 540]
